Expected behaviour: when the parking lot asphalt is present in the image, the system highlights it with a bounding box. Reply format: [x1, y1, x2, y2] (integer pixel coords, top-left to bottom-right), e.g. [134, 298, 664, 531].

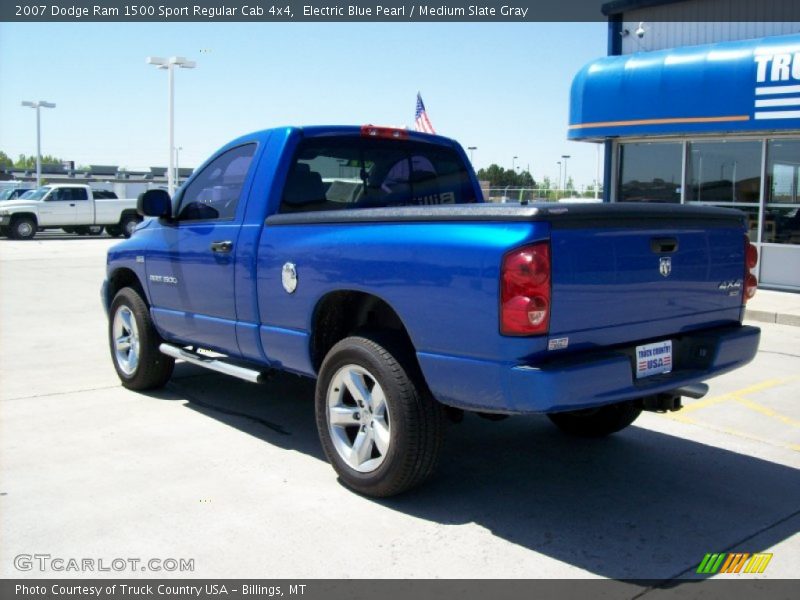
[1, 234, 798, 585]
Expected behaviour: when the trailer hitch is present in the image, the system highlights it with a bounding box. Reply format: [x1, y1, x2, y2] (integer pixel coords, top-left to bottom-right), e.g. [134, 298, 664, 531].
[642, 383, 709, 413]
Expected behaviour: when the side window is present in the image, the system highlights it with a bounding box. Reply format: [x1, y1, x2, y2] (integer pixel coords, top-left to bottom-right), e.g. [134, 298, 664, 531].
[51, 189, 70, 201]
[177, 143, 257, 221]
[72, 188, 88, 201]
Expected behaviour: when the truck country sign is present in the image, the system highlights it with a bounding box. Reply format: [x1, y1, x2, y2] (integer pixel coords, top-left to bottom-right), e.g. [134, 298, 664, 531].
[568, 33, 800, 139]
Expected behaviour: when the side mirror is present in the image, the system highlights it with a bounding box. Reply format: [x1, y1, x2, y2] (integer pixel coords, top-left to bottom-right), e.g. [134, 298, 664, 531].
[138, 189, 172, 219]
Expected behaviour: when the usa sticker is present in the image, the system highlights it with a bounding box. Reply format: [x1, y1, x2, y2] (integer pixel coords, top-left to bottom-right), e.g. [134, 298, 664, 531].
[548, 337, 569, 351]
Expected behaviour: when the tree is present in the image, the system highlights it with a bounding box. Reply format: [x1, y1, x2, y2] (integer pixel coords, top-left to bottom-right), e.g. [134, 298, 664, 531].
[0, 151, 13, 169]
[14, 153, 64, 169]
[476, 163, 536, 188]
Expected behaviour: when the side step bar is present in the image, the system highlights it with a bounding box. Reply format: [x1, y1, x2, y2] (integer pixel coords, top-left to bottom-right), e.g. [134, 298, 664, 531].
[159, 343, 267, 384]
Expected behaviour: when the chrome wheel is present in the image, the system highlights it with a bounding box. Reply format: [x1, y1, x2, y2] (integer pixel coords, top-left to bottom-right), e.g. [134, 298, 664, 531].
[327, 364, 391, 473]
[16, 221, 33, 237]
[112, 305, 140, 376]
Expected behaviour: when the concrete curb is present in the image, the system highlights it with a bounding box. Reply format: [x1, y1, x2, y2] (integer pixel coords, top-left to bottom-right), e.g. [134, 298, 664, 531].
[745, 309, 800, 327]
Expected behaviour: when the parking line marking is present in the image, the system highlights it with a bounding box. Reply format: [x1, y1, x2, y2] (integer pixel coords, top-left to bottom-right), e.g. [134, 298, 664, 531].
[733, 397, 800, 428]
[678, 378, 790, 414]
[664, 377, 800, 453]
[667, 412, 799, 452]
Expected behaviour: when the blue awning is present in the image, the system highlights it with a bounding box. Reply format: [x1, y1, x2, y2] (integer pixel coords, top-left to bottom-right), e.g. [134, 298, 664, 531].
[569, 33, 800, 140]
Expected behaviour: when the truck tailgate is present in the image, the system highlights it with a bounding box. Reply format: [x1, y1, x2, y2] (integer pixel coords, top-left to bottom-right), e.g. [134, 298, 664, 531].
[548, 219, 746, 351]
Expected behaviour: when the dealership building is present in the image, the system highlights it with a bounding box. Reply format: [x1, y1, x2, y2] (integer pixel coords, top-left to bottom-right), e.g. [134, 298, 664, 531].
[570, 0, 800, 290]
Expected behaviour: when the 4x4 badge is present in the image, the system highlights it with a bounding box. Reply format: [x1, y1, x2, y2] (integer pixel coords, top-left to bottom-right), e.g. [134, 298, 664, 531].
[659, 257, 672, 277]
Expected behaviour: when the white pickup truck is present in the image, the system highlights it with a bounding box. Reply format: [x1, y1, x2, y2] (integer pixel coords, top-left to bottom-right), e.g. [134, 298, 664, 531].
[0, 184, 142, 240]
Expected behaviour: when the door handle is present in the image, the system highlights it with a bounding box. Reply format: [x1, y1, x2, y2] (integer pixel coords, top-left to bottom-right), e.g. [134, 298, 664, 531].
[210, 241, 233, 253]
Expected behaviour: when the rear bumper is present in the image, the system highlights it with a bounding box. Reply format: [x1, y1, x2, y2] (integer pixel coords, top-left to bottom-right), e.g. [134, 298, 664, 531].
[417, 324, 760, 414]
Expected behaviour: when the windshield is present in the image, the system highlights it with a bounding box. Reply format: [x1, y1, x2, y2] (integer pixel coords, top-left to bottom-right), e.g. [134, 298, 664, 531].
[21, 187, 52, 200]
[0, 188, 18, 200]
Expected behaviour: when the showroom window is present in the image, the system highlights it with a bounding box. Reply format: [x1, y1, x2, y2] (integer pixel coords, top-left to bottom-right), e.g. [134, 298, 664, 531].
[685, 140, 762, 241]
[685, 141, 762, 204]
[765, 140, 800, 245]
[617, 142, 683, 203]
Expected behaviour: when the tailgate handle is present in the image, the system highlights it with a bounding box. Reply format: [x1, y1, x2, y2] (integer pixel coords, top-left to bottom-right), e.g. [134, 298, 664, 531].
[651, 237, 678, 253]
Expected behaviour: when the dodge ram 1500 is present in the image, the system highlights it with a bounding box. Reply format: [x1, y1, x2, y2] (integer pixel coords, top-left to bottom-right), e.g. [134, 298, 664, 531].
[102, 125, 760, 497]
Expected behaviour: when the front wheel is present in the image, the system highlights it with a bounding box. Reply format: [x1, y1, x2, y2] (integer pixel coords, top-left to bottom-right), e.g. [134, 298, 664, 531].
[9, 216, 37, 240]
[315, 335, 445, 497]
[109, 287, 174, 390]
[106, 225, 122, 237]
[547, 401, 642, 438]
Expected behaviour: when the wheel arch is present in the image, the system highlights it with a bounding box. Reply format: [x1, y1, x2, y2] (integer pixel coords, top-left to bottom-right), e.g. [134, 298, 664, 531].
[309, 290, 416, 373]
[10, 212, 38, 226]
[119, 209, 140, 223]
[105, 267, 148, 312]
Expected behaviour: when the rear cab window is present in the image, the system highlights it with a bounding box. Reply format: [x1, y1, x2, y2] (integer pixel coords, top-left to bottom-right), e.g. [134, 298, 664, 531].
[279, 136, 477, 213]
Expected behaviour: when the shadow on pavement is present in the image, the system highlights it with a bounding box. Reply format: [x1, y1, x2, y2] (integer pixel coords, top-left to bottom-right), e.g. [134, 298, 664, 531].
[159, 363, 800, 581]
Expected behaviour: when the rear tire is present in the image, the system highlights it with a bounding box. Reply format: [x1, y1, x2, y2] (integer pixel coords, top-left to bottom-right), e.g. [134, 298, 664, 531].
[315, 335, 445, 497]
[106, 225, 122, 237]
[547, 401, 642, 438]
[109, 287, 174, 390]
[9, 216, 37, 240]
[121, 214, 141, 238]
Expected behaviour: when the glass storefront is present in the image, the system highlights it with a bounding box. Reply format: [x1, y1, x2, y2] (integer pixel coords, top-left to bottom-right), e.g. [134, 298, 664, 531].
[618, 142, 682, 203]
[685, 141, 762, 204]
[766, 140, 800, 246]
[616, 136, 800, 289]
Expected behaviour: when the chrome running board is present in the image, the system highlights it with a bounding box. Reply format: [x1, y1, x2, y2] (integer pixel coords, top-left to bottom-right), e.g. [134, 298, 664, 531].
[159, 343, 266, 384]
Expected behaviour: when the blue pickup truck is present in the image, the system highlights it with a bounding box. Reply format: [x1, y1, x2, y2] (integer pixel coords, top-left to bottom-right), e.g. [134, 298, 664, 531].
[103, 125, 760, 497]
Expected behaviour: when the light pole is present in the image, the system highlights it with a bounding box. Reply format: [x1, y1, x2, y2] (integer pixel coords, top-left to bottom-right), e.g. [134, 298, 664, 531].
[561, 154, 571, 192]
[512, 156, 518, 172]
[21, 100, 56, 187]
[147, 56, 196, 195]
[595, 144, 601, 200]
[557, 161, 562, 194]
[174, 146, 183, 187]
[467, 146, 477, 164]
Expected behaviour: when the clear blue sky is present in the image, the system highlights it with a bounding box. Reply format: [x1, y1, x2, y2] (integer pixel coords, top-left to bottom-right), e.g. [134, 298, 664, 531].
[0, 22, 607, 188]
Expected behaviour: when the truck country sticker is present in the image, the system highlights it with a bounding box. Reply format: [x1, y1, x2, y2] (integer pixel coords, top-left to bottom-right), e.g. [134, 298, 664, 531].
[149, 275, 178, 285]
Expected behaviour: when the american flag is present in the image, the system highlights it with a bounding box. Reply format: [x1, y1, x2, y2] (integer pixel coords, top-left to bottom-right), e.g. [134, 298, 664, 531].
[414, 92, 436, 134]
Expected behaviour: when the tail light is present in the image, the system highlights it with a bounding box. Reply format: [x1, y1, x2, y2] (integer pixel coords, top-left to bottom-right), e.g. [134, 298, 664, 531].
[744, 235, 758, 302]
[360, 125, 409, 140]
[501, 242, 551, 335]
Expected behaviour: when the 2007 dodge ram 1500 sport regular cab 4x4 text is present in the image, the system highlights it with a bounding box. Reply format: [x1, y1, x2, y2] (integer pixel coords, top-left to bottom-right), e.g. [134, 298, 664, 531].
[102, 126, 760, 497]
